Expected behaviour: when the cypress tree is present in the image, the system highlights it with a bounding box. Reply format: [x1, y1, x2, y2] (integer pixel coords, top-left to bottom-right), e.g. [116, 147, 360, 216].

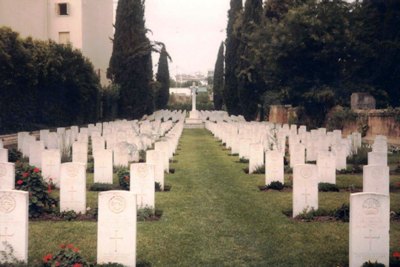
[213, 42, 224, 110]
[237, 0, 264, 121]
[107, 0, 153, 119]
[155, 44, 170, 110]
[224, 0, 243, 115]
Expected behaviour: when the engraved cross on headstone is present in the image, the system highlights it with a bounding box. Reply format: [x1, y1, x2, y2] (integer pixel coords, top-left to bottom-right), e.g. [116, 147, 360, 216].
[0, 227, 14, 242]
[302, 188, 311, 204]
[97, 159, 108, 179]
[68, 185, 77, 202]
[110, 229, 123, 253]
[364, 229, 380, 251]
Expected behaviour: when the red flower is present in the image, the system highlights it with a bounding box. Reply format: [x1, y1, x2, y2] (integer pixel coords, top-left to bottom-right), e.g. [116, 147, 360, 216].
[60, 244, 66, 249]
[394, 251, 400, 258]
[73, 263, 82, 267]
[17, 180, 23, 185]
[73, 247, 80, 253]
[55, 262, 60, 267]
[22, 172, 29, 178]
[67, 243, 74, 249]
[42, 254, 52, 263]
[33, 168, 40, 173]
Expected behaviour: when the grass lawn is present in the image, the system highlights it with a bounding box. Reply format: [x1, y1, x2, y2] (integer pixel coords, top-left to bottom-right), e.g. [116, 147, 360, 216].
[27, 128, 400, 266]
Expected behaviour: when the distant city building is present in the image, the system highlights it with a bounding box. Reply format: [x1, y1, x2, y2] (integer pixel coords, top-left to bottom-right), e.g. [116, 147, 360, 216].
[0, 0, 114, 85]
[175, 72, 209, 86]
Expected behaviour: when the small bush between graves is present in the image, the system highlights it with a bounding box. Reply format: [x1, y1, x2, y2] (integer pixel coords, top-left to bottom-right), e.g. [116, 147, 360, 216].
[7, 148, 22, 163]
[361, 261, 385, 267]
[295, 208, 332, 222]
[318, 183, 340, 192]
[253, 165, 265, 174]
[348, 145, 370, 165]
[283, 204, 350, 222]
[239, 158, 249, 163]
[169, 168, 176, 174]
[155, 182, 172, 192]
[42, 244, 89, 266]
[137, 207, 163, 221]
[116, 167, 130, 190]
[89, 183, 120, 192]
[14, 162, 58, 218]
[337, 165, 362, 174]
[333, 204, 350, 222]
[57, 210, 78, 221]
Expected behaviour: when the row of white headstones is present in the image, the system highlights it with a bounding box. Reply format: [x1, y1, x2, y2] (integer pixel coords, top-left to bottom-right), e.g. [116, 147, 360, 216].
[0, 109, 185, 266]
[204, 111, 391, 267]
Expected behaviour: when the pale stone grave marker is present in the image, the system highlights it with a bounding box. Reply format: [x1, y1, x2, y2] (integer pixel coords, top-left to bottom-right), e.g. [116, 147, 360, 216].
[40, 129, 49, 148]
[146, 150, 164, 190]
[333, 144, 347, 170]
[60, 163, 86, 213]
[317, 152, 336, 184]
[41, 149, 61, 187]
[113, 144, 129, 167]
[249, 143, 264, 174]
[293, 164, 318, 217]
[130, 163, 155, 209]
[97, 191, 136, 267]
[0, 190, 28, 263]
[72, 142, 88, 165]
[239, 138, 251, 160]
[29, 141, 44, 169]
[47, 132, 59, 150]
[17, 132, 28, 151]
[363, 165, 389, 195]
[265, 150, 284, 185]
[94, 150, 113, 184]
[290, 143, 305, 168]
[0, 163, 14, 190]
[0, 149, 7, 163]
[349, 193, 389, 267]
[368, 152, 387, 166]
[155, 142, 169, 173]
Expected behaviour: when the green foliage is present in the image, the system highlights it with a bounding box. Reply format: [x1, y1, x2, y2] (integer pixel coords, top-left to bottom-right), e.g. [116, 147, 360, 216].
[116, 167, 130, 190]
[267, 181, 285, 191]
[108, 0, 154, 119]
[0, 242, 27, 267]
[14, 162, 58, 218]
[318, 183, 340, 192]
[89, 183, 120, 192]
[361, 261, 385, 267]
[326, 108, 357, 131]
[223, 0, 243, 116]
[42, 244, 88, 267]
[137, 207, 162, 221]
[253, 165, 265, 174]
[7, 148, 22, 163]
[295, 208, 332, 222]
[348, 145, 371, 165]
[57, 210, 78, 221]
[100, 84, 120, 121]
[333, 204, 350, 222]
[155, 44, 170, 110]
[0, 27, 101, 134]
[213, 42, 224, 110]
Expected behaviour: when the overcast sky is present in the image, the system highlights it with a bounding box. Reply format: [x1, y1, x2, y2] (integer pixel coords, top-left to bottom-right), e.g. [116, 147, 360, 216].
[144, 0, 230, 77]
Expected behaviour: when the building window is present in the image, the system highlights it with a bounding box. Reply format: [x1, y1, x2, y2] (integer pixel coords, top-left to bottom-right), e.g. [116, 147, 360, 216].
[59, 32, 70, 45]
[58, 3, 69, 15]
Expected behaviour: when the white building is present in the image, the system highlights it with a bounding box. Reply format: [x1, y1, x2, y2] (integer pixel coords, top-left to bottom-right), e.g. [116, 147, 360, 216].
[0, 0, 113, 85]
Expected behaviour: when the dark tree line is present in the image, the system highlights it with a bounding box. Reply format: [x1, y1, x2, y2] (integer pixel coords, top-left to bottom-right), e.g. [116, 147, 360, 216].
[0, 27, 100, 134]
[217, 0, 400, 125]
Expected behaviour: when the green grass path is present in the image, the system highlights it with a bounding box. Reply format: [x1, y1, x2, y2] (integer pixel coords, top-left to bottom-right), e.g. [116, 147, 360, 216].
[29, 128, 400, 266]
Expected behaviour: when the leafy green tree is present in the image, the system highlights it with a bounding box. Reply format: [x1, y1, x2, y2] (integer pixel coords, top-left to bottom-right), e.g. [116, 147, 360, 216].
[108, 0, 153, 119]
[213, 42, 224, 110]
[236, 0, 264, 120]
[224, 0, 243, 115]
[155, 44, 170, 110]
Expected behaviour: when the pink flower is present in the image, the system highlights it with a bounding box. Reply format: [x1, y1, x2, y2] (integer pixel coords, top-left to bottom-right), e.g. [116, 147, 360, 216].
[33, 168, 40, 173]
[17, 180, 23, 185]
[22, 172, 29, 178]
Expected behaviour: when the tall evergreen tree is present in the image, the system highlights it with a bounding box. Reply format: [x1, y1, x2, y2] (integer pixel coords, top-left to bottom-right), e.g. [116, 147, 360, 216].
[237, 0, 264, 120]
[107, 0, 153, 119]
[155, 44, 170, 110]
[213, 42, 225, 110]
[224, 0, 243, 115]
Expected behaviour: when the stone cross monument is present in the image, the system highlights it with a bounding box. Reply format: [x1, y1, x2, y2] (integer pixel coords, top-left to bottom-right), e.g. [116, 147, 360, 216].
[189, 82, 199, 119]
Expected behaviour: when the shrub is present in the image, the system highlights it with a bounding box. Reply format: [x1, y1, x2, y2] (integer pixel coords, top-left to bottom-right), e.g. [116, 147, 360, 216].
[348, 144, 370, 165]
[116, 167, 129, 190]
[42, 244, 89, 267]
[57, 210, 78, 221]
[137, 207, 163, 221]
[89, 183, 120, 192]
[0, 242, 27, 267]
[361, 261, 385, 267]
[295, 208, 332, 222]
[318, 183, 339, 192]
[326, 108, 357, 131]
[333, 204, 350, 222]
[239, 158, 249, 163]
[253, 165, 265, 174]
[267, 181, 285, 191]
[14, 162, 58, 218]
[7, 148, 22, 163]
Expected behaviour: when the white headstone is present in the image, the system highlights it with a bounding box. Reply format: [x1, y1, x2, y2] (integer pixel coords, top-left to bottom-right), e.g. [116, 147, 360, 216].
[41, 149, 61, 187]
[94, 150, 113, 184]
[249, 143, 264, 174]
[0, 190, 28, 263]
[290, 143, 305, 168]
[29, 141, 44, 169]
[130, 163, 155, 209]
[239, 138, 251, 160]
[113, 144, 129, 167]
[60, 163, 86, 213]
[363, 165, 389, 196]
[146, 150, 164, 190]
[97, 191, 136, 267]
[349, 193, 389, 267]
[368, 152, 387, 166]
[293, 164, 318, 217]
[0, 163, 14, 190]
[72, 142, 88, 165]
[333, 144, 347, 170]
[265, 151, 284, 185]
[0, 149, 8, 163]
[47, 133, 59, 150]
[317, 152, 336, 184]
